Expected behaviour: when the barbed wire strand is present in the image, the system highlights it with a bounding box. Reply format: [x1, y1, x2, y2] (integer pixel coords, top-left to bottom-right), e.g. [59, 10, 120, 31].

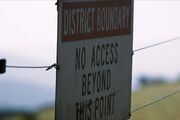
[4, 36, 180, 113]
[6, 64, 60, 71]
[5, 36, 180, 69]
[131, 36, 180, 112]
[6, 65, 49, 69]
[131, 89, 180, 113]
[133, 36, 180, 53]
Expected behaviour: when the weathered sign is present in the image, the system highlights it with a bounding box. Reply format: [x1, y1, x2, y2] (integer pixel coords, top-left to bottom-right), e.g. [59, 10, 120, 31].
[56, 0, 133, 120]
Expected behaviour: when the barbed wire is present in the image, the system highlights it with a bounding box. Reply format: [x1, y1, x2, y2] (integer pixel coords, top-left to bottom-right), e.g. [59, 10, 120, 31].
[5, 36, 180, 70]
[0, 0, 179, 118]
[6, 65, 49, 69]
[3, 35, 180, 114]
[131, 89, 180, 113]
[6, 63, 60, 71]
[131, 36, 180, 113]
[133, 36, 180, 53]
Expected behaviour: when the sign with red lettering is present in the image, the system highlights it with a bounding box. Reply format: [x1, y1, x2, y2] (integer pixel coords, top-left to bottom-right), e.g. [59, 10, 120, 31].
[56, 0, 133, 120]
[62, 1, 131, 42]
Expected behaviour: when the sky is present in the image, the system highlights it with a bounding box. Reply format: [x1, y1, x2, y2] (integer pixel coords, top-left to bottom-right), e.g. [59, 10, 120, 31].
[133, 0, 180, 86]
[0, 1, 57, 90]
[1, 0, 180, 92]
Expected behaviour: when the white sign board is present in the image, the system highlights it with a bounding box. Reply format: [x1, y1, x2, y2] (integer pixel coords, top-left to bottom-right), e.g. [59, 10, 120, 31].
[56, 0, 133, 120]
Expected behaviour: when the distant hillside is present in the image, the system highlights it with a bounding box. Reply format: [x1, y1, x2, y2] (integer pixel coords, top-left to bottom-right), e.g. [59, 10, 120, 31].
[1, 82, 180, 120]
[37, 82, 180, 120]
[131, 82, 180, 119]
[0, 52, 55, 111]
[0, 79, 55, 111]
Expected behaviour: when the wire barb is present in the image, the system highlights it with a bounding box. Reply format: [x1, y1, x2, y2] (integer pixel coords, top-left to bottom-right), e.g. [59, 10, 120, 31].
[46, 64, 60, 71]
[55, 0, 59, 11]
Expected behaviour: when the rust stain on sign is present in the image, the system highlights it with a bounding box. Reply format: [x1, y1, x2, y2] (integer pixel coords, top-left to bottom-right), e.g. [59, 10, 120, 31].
[62, 0, 131, 42]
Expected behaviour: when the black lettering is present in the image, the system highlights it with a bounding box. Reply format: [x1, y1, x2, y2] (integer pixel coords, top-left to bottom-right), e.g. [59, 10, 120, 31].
[96, 45, 101, 67]
[107, 94, 111, 116]
[92, 72, 96, 94]
[111, 92, 116, 114]
[81, 47, 86, 69]
[80, 100, 84, 120]
[107, 92, 116, 116]
[88, 99, 92, 120]
[76, 102, 80, 120]
[99, 96, 104, 118]
[76, 48, 81, 70]
[76, 47, 86, 70]
[114, 43, 118, 63]
[95, 98, 99, 120]
[101, 44, 105, 66]
[105, 44, 110, 65]
[82, 74, 86, 96]
[76, 99, 92, 120]
[90, 43, 118, 68]
[94, 92, 116, 119]
[110, 43, 114, 64]
[87, 73, 91, 95]
[104, 95, 107, 117]
[83, 69, 111, 94]
[91, 46, 95, 68]
[107, 69, 111, 90]
[97, 71, 101, 93]
[101, 70, 106, 92]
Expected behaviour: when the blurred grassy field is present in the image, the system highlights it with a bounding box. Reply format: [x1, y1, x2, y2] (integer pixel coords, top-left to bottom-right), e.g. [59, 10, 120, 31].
[1, 82, 180, 120]
[35, 108, 54, 120]
[131, 82, 180, 120]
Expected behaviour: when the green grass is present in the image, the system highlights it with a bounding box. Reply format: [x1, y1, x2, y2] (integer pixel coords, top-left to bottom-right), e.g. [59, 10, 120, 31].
[35, 108, 55, 120]
[131, 82, 180, 120]
[32, 82, 180, 120]
[1, 82, 180, 120]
